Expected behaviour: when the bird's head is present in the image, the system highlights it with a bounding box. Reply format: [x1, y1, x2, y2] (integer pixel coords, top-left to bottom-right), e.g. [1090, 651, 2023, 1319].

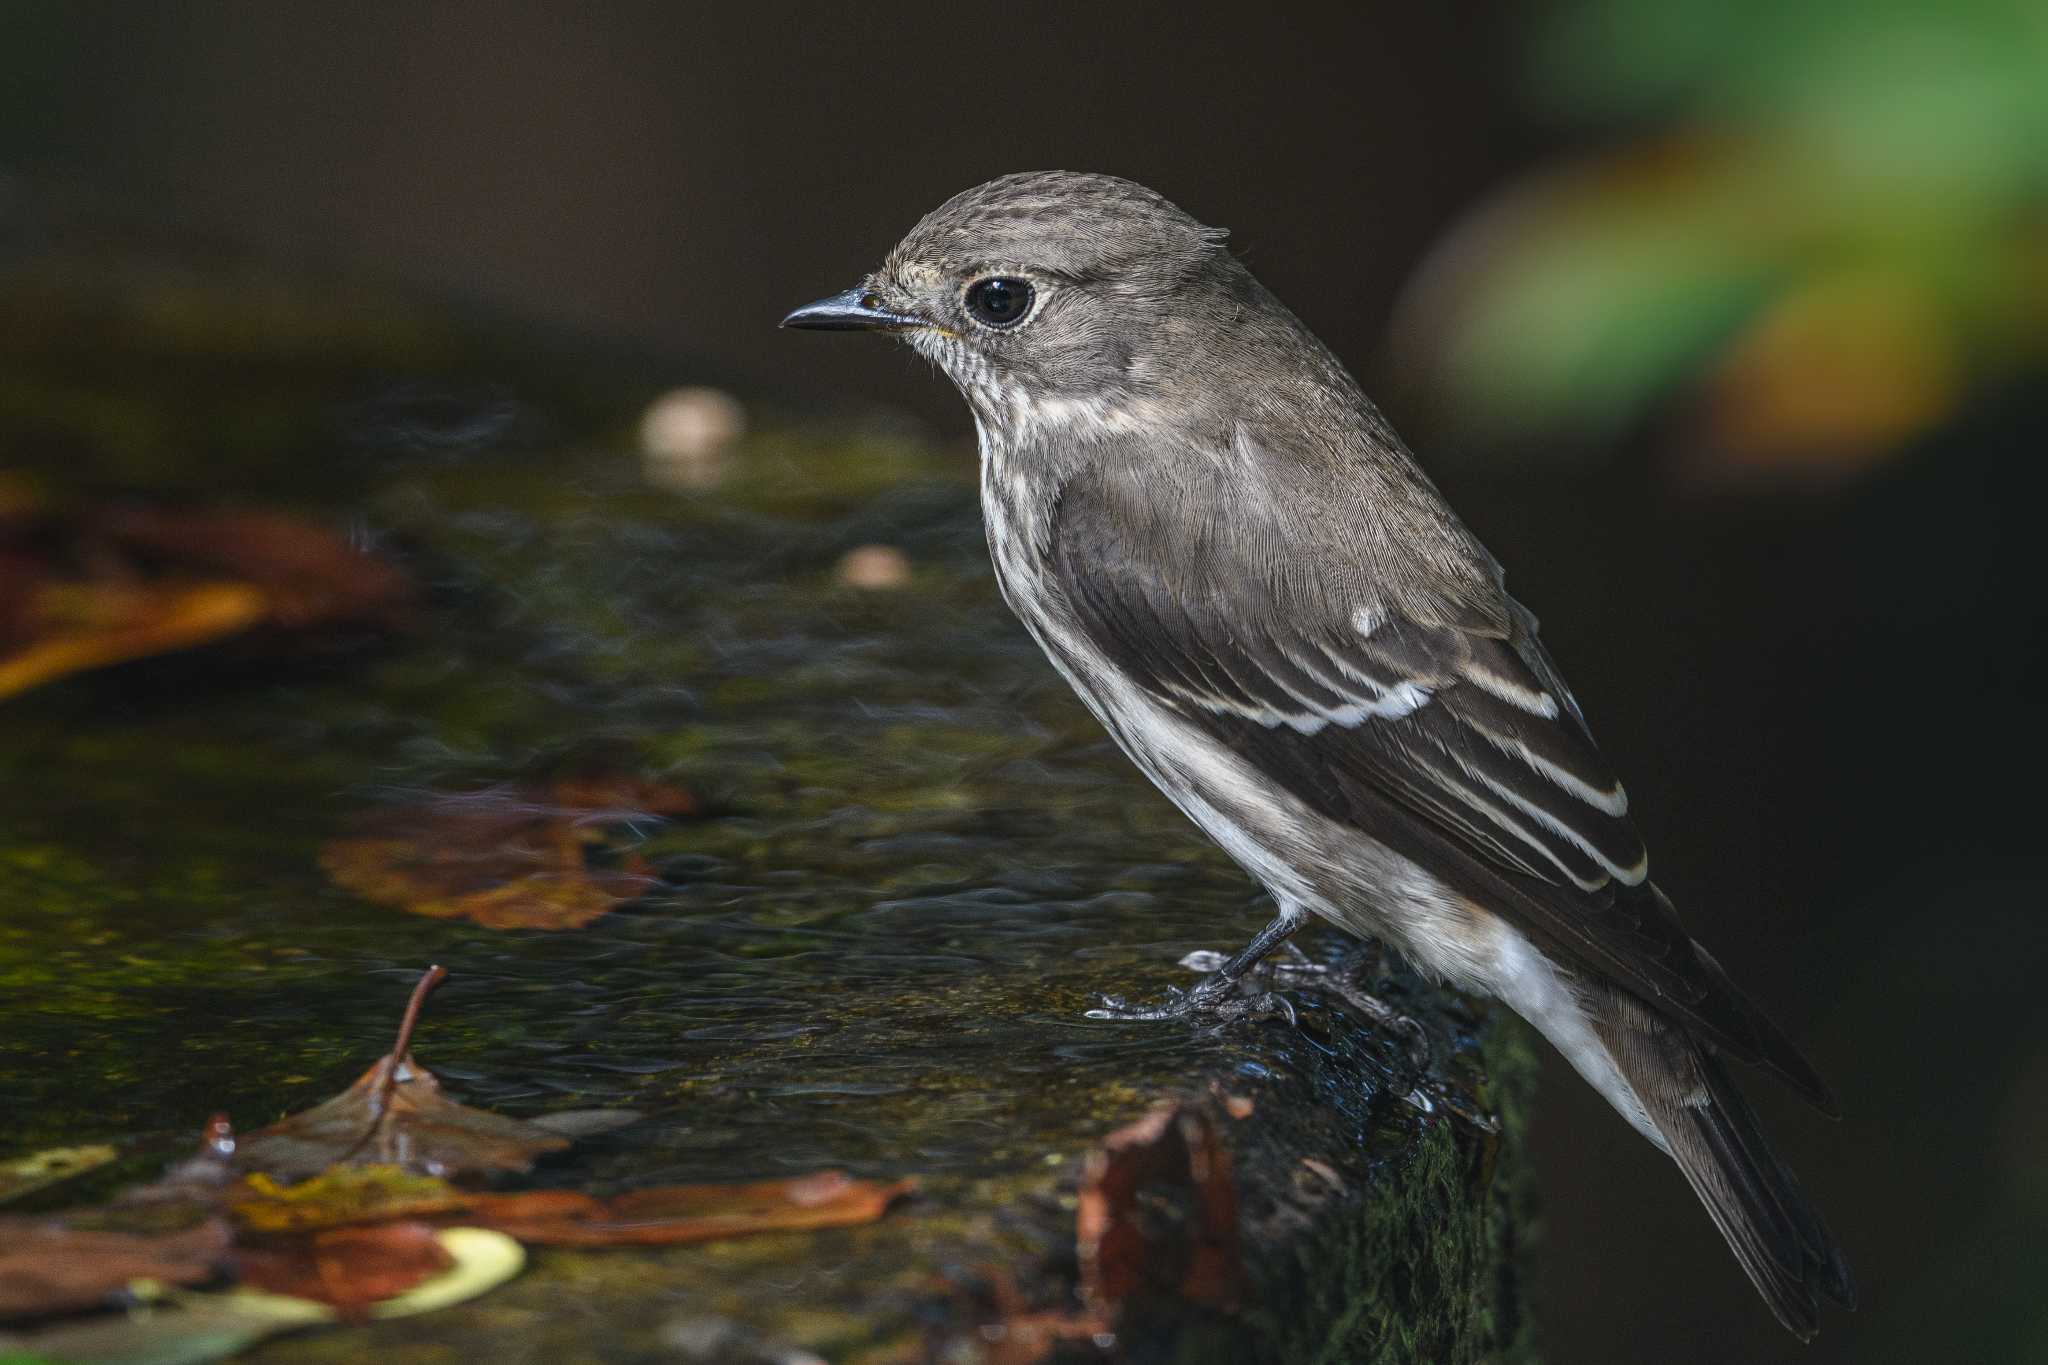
[783, 171, 1242, 441]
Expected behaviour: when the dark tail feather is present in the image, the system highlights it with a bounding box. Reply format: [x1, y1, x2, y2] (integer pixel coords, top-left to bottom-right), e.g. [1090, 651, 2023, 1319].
[1604, 1000, 1856, 1339]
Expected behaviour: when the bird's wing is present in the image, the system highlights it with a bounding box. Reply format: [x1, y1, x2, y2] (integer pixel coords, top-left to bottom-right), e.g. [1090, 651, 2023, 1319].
[1048, 457, 1834, 1110]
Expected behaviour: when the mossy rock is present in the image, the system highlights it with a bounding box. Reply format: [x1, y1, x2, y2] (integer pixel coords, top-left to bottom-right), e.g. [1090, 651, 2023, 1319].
[0, 195, 1538, 1363]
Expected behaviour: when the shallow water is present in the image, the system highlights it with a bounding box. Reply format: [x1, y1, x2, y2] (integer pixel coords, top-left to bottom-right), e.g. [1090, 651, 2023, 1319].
[2, 431, 1244, 1150]
[0, 256, 1526, 1357]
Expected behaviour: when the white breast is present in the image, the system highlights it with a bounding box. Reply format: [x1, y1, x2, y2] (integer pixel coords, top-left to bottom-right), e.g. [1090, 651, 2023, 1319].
[974, 435, 1659, 1146]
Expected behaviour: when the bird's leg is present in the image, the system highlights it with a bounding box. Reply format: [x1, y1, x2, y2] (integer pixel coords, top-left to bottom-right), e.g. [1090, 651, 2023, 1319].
[1188, 911, 1304, 997]
[1087, 912, 1303, 1024]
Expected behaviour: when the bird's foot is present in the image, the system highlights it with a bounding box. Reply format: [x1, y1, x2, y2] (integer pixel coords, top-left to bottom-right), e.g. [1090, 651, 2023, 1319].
[1086, 961, 1298, 1026]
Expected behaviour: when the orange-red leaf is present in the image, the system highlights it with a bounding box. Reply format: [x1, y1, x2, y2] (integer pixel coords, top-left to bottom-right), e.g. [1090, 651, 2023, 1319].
[1076, 1103, 1241, 1312]
[0, 1218, 232, 1322]
[0, 580, 267, 700]
[320, 778, 696, 931]
[232, 1221, 450, 1320]
[457, 1171, 914, 1246]
[91, 505, 408, 631]
[0, 491, 407, 701]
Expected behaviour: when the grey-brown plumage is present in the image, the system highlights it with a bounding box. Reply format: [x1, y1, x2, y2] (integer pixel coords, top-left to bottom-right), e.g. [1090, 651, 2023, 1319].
[784, 171, 1853, 1338]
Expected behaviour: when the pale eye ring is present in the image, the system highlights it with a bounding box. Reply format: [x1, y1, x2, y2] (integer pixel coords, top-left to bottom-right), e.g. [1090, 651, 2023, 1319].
[964, 277, 1034, 328]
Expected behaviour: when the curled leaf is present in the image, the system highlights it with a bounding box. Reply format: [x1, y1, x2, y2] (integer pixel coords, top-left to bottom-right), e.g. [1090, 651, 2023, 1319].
[234, 968, 583, 1182]
[368, 1228, 523, 1319]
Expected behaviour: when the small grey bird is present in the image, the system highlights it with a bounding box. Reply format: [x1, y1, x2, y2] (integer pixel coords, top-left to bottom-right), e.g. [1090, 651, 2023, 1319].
[784, 171, 1852, 1338]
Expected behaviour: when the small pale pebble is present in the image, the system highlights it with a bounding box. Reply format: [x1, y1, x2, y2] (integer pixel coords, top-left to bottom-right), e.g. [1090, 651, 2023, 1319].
[640, 386, 745, 489]
[836, 543, 912, 589]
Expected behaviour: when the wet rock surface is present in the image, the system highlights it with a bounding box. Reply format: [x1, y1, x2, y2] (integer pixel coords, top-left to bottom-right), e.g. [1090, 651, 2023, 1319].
[0, 219, 1537, 1363]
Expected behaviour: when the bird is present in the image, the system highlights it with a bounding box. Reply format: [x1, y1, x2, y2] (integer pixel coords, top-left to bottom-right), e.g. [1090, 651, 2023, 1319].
[782, 171, 1853, 1339]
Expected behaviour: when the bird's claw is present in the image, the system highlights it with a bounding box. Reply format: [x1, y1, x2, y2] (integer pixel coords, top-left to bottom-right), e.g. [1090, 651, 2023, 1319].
[1161, 939, 1435, 1071]
[1092, 938, 1433, 1066]
[1086, 976, 1297, 1026]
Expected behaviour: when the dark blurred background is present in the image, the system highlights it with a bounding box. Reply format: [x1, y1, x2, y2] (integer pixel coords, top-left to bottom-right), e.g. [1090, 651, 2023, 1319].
[5, 2, 2044, 1361]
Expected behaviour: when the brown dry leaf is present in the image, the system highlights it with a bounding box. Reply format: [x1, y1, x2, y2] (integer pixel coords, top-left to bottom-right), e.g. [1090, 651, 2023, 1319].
[457, 1170, 914, 1247]
[1076, 1102, 1241, 1312]
[91, 505, 408, 630]
[321, 777, 696, 931]
[0, 1217, 231, 1322]
[0, 580, 267, 701]
[0, 492, 407, 701]
[234, 967, 584, 1182]
[232, 1221, 451, 1320]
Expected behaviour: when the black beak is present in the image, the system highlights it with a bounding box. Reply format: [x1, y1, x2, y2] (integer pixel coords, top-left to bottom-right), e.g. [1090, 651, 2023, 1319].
[780, 286, 925, 332]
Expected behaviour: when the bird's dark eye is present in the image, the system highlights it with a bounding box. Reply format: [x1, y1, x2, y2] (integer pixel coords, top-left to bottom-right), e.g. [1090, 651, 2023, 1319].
[965, 277, 1034, 328]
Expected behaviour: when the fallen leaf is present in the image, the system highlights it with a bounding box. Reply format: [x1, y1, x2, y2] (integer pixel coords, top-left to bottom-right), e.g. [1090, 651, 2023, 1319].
[0, 1145, 118, 1207]
[226, 1168, 468, 1236]
[0, 493, 407, 702]
[232, 1222, 450, 1319]
[220, 1160, 907, 1252]
[456, 1170, 914, 1247]
[0, 581, 267, 702]
[234, 967, 586, 1182]
[365, 1228, 523, 1319]
[0, 1284, 333, 1365]
[1076, 1103, 1241, 1313]
[91, 505, 407, 631]
[320, 778, 697, 930]
[0, 1218, 231, 1322]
